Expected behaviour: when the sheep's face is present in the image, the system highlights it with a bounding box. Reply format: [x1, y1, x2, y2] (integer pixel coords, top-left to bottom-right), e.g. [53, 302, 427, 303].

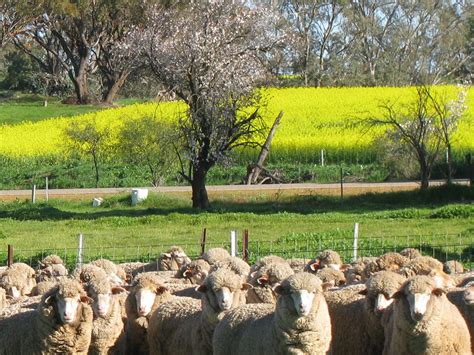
[290, 289, 316, 317]
[214, 286, 233, 311]
[374, 293, 394, 313]
[135, 288, 156, 317]
[464, 285, 474, 306]
[57, 295, 81, 324]
[406, 292, 432, 321]
[183, 265, 208, 285]
[92, 292, 112, 318]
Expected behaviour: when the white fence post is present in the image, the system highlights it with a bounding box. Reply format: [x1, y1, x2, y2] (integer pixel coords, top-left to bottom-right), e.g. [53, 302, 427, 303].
[77, 234, 84, 267]
[353, 223, 359, 262]
[32, 184, 36, 204]
[321, 149, 325, 167]
[45, 177, 49, 202]
[230, 230, 237, 257]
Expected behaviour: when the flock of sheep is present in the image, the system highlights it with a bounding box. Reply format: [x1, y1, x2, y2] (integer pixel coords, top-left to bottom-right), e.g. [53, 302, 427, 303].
[0, 246, 472, 354]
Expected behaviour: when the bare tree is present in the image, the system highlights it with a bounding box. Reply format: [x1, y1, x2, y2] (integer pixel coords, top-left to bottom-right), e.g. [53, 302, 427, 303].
[367, 86, 443, 189]
[0, 0, 41, 48]
[133, 2, 279, 208]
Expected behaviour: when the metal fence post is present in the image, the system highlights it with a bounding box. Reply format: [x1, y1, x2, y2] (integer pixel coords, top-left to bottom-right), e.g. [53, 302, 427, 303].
[32, 184, 36, 204]
[45, 177, 49, 202]
[231, 231, 237, 257]
[353, 223, 359, 262]
[77, 234, 84, 267]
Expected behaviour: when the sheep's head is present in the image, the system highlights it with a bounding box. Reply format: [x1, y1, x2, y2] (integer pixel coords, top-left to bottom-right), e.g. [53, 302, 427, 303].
[46, 279, 91, 325]
[202, 248, 231, 266]
[399, 248, 421, 260]
[464, 282, 474, 306]
[274, 273, 325, 317]
[160, 246, 191, 271]
[316, 268, 346, 288]
[213, 256, 250, 280]
[395, 276, 445, 322]
[182, 259, 211, 285]
[132, 273, 168, 317]
[197, 268, 249, 312]
[87, 278, 126, 318]
[363, 271, 406, 315]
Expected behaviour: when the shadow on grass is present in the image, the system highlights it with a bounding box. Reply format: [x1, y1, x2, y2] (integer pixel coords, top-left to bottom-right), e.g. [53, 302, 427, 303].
[0, 184, 472, 221]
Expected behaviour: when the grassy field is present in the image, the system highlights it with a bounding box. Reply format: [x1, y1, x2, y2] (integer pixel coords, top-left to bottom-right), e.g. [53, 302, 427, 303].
[0, 185, 472, 268]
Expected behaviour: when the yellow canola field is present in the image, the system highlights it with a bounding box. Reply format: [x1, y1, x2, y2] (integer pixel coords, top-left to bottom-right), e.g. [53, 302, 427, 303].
[0, 86, 472, 162]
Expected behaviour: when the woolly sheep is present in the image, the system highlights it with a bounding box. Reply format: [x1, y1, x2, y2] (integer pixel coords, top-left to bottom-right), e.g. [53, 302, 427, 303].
[444, 260, 464, 274]
[157, 246, 191, 271]
[399, 256, 454, 288]
[31, 278, 67, 296]
[286, 257, 309, 273]
[86, 276, 127, 354]
[0, 262, 36, 298]
[181, 259, 212, 284]
[316, 267, 346, 288]
[0, 288, 6, 310]
[0, 278, 93, 354]
[383, 275, 471, 355]
[213, 272, 332, 355]
[36, 254, 68, 282]
[119, 261, 148, 277]
[125, 272, 172, 355]
[90, 258, 127, 285]
[362, 252, 409, 280]
[74, 264, 109, 285]
[399, 248, 422, 259]
[246, 261, 294, 304]
[446, 282, 474, 353]
[344, 257, 377, 285]
[213, 256, 250, 281]
[202, 247, 231, 266]
[148, 268, 249, 355]
[305, 249, 343, 272]
[0, 294, 42, 320]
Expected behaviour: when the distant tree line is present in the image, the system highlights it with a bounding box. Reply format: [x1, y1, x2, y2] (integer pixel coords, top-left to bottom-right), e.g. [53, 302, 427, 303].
[0, 0, 472, 103]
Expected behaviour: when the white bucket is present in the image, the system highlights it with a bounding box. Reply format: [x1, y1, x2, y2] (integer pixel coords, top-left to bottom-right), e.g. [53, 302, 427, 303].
[131, 188, 148, 206]
[92, 197, 103, 207]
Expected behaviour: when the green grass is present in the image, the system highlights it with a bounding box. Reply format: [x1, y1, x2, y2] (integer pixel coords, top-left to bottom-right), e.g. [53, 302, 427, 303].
[0, 185, 472, 268]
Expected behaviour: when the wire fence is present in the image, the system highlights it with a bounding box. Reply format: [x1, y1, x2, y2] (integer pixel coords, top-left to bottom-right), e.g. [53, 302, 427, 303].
[1, 229, 472, 271]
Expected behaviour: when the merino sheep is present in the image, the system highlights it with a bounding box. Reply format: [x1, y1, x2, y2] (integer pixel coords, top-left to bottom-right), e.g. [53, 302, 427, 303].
[90, 258, 127, 285]
[213, 272, 332, 355]
[286, 257, 309, 273]
[213, 256, 250, 281]
[447, 282, 474, 353]
[36, 254, 68, 282]
[0, 262, 36, 298]
[74, 264, 109, 285]
[362, 252, 409, 281]
[0, 288, 6, 310]
[246, 261, 294, 304]
[316, 267, 346, 288]
[0, 278, 93, 354]
[181, 259, 212, 285]
[399, 256, 454, 288]
[344, 257, 377, 285]
[157, 246, 191, 271]
[305, 249, 343, 272]
[31, 278, 67, 296]
[383, 275, 471, 355]
[202, 247, 231, 266]
[148, 268, 249, 355]
[87, 277, 127, 355]
[125, 272, 172, 355]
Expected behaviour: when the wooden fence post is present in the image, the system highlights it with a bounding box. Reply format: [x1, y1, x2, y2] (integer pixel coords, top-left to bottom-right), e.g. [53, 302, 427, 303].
[7, 244, 13, 267]
[200, 228, 207, 256]
[242, 229, 249, 263]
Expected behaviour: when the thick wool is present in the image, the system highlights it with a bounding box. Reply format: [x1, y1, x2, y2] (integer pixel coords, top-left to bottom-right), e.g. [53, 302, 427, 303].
[148, 268, 247, 355]
[287, 257, 310, 273]
[247, 261, 294, 304]
[157, 246, 191, 271]
[213, 256, 250, 281]
[74, 264, 109, 284]
[202, 247, 231, 266]
[305, 250, 343, 273]
[249, 255, 286, 273]
[0, 279, 93, 354]
[399, 256, 444, 278]
[362, 252, 409, 280]
[344, 257, 376, 285]
[383, 276, 471, 355]
[316, 267, 346, 287]
[0, 262, 37, 297]
[0, 288, 6, 310]
[399, 248, 422, 260]
[213, 273, 332, 355]
[444, 260, 464, 274]
[447, 285, 474, 353]
[181, 259, 212, 285]
[90, 258, 127, 284]
[36, 263, 69, 282]
[125, 272, 172, 355]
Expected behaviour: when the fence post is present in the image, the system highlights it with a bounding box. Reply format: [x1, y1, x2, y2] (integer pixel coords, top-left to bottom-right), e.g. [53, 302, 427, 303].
[231, 231, 237, 257]
[340, 167, 344, 205]
[32, 184, 36, 204]
[77, 234, 84, 267]
[242, 229, 249, 263]
[45, 177, 49, 202]
[321, 149, 325, 167]
[200, 228, 207, 256]
[353, 223, 359, 262]
[7, 244, 13, 267]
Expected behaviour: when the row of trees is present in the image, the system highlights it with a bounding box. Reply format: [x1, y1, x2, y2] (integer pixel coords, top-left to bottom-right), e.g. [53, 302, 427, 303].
[1, 1, 473, 103]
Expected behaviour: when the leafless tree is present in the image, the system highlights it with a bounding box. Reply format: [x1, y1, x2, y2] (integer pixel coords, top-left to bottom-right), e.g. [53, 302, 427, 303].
[132, 2, 280, 208]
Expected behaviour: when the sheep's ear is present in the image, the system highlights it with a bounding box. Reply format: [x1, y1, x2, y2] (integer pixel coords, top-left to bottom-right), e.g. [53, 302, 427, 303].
[257, 276, 269, 285]
[358, 288, 368, 295]
[183, 268, 193, 278]
[322, 282, 334, 292]
[309, 261, 320, 272]
[162, 253, 172, 258]
[155, 286, 168, 295]
[431, 288, 445, 296]
[80, 295, 93, 304]
[249, 271, 257, 279]
[273, 284, 287, 295]
[241, 283, 252, 291]
[111, 286, 127, 295]
[196, 284, 207, 293]
[338, 279, 346, 286]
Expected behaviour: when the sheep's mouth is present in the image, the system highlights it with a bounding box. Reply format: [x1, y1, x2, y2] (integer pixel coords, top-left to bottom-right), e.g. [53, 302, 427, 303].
[410, 312, 424, 322]
[464, 297, 474, 306]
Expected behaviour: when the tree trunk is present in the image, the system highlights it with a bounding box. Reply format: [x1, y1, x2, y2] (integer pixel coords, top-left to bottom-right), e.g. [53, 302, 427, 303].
[92, 152, 99, 188]
[69, 67, 89, 104]
[102, 71, 130, 105]
[419, 159, 430, 190]
[191, 167, 210, 209]
[446, 144, 453, 185]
